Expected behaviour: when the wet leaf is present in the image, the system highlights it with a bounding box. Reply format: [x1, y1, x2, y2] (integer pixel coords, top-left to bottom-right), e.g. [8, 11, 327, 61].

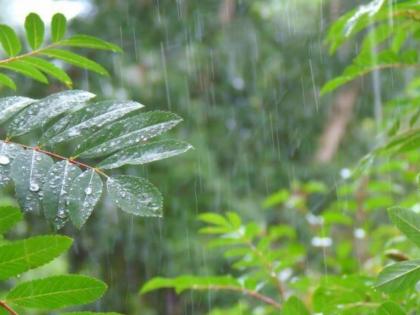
[0, 96, 34, 125]
[99, 140, 192, 169]
[75, 111, 182, 158]
[10, 149, 54, 213]
[107, 175, 162, 217]
[68, 169, 103, 228]
[0, 141, 24, 189]
[46, 100, 143, 145]
[42, 161, 82, 230]
[8, 90, 95, 137]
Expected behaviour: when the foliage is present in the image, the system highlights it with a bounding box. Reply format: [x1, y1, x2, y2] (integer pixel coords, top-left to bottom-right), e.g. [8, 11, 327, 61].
[140, 211, 303, 313]
[0, 90, 191, 229]
[139, 0, 420, 314]
[0, 198, 121, 314]
[0, 12, 120, 90]
[321, 0, 420, 95]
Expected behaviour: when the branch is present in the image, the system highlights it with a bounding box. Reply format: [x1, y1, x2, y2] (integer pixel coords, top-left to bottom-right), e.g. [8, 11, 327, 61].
[187, 284, 282, 309]
[245, 240, 286, 300]
[0, 43, 60, 65]
[4, 139, 109, 178]
[0, 301, 18, 315]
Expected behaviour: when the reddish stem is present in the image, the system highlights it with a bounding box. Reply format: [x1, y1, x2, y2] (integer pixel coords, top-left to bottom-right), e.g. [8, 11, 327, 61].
[4, 140, 109, 178]
[0, 301, 18, 315]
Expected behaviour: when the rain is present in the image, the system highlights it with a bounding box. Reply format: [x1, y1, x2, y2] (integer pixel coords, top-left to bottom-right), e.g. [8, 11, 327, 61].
[0, 0, 419, 314]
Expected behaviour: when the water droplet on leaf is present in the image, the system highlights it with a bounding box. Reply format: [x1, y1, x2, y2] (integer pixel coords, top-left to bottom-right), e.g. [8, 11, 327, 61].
[29, 182, 40, 192]
[0, 155, 10, 165]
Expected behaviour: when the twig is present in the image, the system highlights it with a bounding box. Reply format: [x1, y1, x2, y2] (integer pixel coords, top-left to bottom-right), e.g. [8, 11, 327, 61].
[3, 139, 109, 179]
[189, 285, 282, 309]
[0, 43, 60, 65]
[245, 240, 286, 300]
[0, 301, 18, 315]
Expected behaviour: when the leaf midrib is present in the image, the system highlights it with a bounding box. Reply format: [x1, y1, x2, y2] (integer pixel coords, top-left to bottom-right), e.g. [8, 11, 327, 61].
[7, 285, 104, 303]
[376, 263, 420, 287]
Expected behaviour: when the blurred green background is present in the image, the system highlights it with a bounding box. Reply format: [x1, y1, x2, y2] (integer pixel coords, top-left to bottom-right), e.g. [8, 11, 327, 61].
[0, 0, 405, 314]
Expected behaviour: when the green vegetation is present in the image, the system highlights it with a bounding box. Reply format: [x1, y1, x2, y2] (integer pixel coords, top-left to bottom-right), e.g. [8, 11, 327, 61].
[0, 199, 119, 314]
[1, 0, 420, 314]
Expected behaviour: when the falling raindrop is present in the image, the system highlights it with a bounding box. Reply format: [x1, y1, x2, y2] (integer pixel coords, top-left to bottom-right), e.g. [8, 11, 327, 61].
[0, 155, 10, 165]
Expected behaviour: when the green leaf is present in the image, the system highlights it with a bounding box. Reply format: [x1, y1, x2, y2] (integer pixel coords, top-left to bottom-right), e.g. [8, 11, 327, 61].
[63, 313, 123, 315]
[23, 56, 72, 87]
[10, 150, 54, 212]
[320, 76, 353, 95]
[98, 140, 193, 169]
[376, 301, 405, 315]
[5, 275, 107, 309]
[0, 141, 24, 189]
[0, 199, 22, 234]
[0, 73, 16, 90]
[7, 90, 95, 137]
[0, 235, 72, 280]
[59, 34, 122, 52]
[42, 161, 82, 230]
[282, 296, 310, 315]
[24, 13, 45, 50]
[68, 169, 103, 228]
[51, 13, 67, 42]
[0, 60, 48, 83]
[388, 207, 420, 248]
[74, 111, 182, 158]
[140, 275, 241, 294]
[42, 48, 109, 75]
[197, 213, 229, 227]
[0, 24, 21, 56]
[0, 96, 34, 125]
[107, 175, 162, 217]
[45, 100, 143, 145]
[375, 259, 420, 292]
